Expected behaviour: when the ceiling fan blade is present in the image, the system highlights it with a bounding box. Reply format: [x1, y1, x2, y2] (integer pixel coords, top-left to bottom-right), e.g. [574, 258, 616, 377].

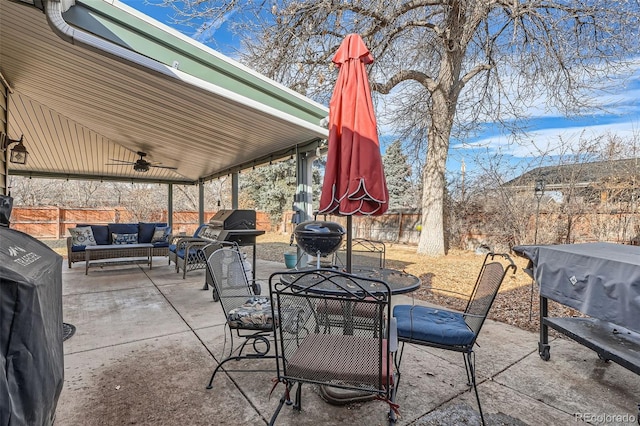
[105, 162, 136, 166]
[107, 159, 135, 164]
[151, 165, 179, 170]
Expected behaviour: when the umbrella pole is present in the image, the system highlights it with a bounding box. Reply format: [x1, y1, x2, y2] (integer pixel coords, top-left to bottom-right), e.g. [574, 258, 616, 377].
[346, 216, 352, 273]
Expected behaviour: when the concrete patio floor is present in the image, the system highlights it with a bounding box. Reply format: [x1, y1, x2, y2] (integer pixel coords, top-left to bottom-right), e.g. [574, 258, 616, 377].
[56, 258, 640, 425]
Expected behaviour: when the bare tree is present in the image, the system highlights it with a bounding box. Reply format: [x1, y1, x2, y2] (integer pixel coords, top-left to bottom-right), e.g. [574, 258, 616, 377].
[159, 0, 640, 255]
[8, 176, 63, 206]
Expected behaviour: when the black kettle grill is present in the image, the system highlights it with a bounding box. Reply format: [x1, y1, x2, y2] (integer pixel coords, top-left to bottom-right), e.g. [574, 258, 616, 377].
[293, 220, 345, 268]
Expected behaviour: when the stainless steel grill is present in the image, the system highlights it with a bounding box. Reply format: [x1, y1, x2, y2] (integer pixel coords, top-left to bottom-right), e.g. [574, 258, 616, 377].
[201, 210, 265, 295]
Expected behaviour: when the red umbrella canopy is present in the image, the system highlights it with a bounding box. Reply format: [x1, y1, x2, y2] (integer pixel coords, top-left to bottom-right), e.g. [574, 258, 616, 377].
[318, 34, 389, 216]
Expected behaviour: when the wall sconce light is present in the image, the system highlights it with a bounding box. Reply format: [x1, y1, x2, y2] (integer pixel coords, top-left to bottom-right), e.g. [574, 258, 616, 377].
[2, 134, 29, 165]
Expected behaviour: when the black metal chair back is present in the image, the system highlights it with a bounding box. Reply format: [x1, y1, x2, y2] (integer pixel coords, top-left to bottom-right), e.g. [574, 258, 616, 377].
[208, 247, 256, 319]
[332, 238, 386, 269]
[268, 268, 397, 425]
[463, 255, 511, 336]
[204, 247, 275, 389]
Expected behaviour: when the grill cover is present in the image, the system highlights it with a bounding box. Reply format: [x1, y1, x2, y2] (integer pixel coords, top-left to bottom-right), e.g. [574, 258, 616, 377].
[0, 226, 64, 426]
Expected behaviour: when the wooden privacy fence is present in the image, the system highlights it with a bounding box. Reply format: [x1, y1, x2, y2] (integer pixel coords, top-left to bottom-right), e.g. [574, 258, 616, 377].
[283, 209, 423, 244]
[10, 207, 420, 244]
[9, 207, 273, 239]
[10, 206, 638, 247]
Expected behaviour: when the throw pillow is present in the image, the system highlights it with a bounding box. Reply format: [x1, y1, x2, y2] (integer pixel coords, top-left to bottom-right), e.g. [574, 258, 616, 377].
[112, 232, 138, 245]
[151, 226, 169, 243]
[69, 226, 97, 247]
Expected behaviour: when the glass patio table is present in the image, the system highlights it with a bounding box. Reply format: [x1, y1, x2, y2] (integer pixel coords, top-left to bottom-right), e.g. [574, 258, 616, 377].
[279, 266, 421, 295]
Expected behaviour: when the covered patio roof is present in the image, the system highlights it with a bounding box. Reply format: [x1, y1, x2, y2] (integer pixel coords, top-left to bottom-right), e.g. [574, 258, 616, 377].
[1, 0, 328, 185]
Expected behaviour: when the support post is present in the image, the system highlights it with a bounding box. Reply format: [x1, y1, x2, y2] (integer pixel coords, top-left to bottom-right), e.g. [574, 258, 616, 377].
[232, 173, 239, 210]
[198, 180, 205, 225]
[295, 150, 314, 266]
[167, 184, 173, 229]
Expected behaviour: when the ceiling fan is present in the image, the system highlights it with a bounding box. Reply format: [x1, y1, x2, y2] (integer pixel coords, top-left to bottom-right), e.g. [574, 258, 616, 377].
[106, 151, 178, 173]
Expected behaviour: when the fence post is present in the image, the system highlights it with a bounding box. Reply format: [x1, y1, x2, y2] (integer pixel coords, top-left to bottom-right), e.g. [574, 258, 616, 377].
[56, 206, 61, 238]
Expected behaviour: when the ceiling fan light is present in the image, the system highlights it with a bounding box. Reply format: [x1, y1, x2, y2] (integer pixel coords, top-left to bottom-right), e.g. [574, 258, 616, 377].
[134, 163, 149, 172]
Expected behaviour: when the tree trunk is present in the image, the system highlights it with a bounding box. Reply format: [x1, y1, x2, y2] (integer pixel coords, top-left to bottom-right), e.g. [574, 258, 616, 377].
[417, 102, 453, 256]
[416, 1, 464, 256]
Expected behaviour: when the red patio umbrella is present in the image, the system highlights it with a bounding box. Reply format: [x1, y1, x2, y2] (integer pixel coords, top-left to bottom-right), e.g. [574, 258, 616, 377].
[318, 34, 389, 271]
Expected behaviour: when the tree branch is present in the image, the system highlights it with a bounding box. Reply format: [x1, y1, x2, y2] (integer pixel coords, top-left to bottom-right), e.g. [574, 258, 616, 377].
[371, 70, 436, 94]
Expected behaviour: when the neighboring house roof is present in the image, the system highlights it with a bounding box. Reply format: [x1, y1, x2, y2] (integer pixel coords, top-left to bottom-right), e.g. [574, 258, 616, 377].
[1, 0, 328, 184]
[505, 158, 640, 190]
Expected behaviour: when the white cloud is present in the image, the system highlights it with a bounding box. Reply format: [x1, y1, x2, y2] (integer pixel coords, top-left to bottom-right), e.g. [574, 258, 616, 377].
[455, 119, 640, 159]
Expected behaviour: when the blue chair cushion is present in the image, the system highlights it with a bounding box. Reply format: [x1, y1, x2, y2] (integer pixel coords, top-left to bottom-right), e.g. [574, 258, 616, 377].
[152, 241, 170, 248]
[169, 244, 177, 253]
[71, 245, 86, 252]
[393, 305, 475, 346]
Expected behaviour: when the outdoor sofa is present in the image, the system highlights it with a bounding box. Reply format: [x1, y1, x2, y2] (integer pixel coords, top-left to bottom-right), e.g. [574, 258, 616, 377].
[66, 222, 171, 268]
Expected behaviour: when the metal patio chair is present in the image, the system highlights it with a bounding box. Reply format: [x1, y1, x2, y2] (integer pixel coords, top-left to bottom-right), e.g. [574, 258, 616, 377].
[322, 239, 387, 332]
[332, 238, 386, 269]
[268, 269, 398, 425]
[393, 252, 516, 426]
[205, 247, 276, 389]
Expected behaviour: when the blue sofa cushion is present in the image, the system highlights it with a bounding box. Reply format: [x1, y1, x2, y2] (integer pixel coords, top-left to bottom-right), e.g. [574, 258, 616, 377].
[71, 245, 87, 252]
[139, 222, 167, 243]
[393, 305, 475, 346]
[108, 224, 138, 243]
[78, 224, 109, 245]
[152, 241, 170, 248]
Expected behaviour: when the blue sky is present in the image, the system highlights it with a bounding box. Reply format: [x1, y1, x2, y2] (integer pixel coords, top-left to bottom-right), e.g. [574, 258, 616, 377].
[120, 0, 640, 180]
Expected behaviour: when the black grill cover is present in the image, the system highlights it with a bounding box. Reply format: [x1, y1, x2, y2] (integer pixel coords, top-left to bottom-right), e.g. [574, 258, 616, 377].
[0, 226, 63, 426]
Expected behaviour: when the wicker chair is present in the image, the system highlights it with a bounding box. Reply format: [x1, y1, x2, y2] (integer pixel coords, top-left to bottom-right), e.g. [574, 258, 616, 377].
[393, 252, 516, 425]
[268, 268, 398, 425]
[168, 224, 209, 278]
[205, 247, 275, 389]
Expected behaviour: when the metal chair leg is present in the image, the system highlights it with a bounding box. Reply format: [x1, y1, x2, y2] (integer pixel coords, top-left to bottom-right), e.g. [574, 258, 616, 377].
[465, 351, 485, 426]
[462, 352, 473, 387]
[293, 383, 302, 411]
[269, 383, 293, 426]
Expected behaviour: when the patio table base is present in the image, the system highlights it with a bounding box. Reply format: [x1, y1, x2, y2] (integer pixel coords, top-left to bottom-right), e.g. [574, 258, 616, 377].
[319, 384, 376, 405]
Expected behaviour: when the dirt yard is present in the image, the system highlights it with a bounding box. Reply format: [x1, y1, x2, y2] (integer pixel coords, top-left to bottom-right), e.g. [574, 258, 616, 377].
[256, 233, 580, 334]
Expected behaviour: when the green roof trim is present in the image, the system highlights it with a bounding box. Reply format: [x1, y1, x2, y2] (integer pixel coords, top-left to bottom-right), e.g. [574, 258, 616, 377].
[62, 1, 328, 125]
